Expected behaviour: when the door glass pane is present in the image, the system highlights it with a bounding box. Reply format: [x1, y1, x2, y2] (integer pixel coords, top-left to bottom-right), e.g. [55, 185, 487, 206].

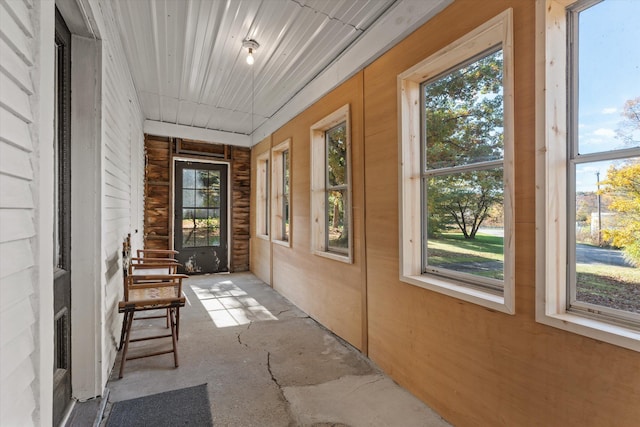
[207, 208, 221, 246]
[54, 43, 61, 268]
[425, 168, 504, 281]
[183, 189, 195, 207]
[183, 169, 195, 188]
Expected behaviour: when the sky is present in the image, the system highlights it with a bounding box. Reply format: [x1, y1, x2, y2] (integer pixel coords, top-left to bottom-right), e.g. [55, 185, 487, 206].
[575, 0, 640, 192]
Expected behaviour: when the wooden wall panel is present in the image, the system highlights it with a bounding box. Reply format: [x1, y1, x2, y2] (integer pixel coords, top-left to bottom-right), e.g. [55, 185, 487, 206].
[249, 137, 272, 285]
[269, 72, 366, 351]
[362, 1, 640, 426]
[247, 0, 640, 425]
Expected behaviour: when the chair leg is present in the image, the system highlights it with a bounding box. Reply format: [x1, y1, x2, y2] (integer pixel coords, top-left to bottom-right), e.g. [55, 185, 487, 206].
[170, 308, 179, 368]
[176, 307, 180, 340]
[119, 310, 135, 378]
[118, 311, 130, 351]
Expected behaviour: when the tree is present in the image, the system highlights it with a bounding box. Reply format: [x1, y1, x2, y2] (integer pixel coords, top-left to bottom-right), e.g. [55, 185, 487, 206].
[425, 50, 504, 238]
[600, 98, 640, 266]
[600, 160, 640, 267]
[616, 96, 640, 147]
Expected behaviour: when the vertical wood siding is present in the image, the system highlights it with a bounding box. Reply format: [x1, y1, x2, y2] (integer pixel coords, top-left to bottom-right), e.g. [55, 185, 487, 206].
[0, 0, 38, 424]
[230, 147, 251, 271]
[144, 136, 172, 249]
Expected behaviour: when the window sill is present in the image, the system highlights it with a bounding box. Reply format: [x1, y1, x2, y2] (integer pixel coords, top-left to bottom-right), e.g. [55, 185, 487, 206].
[313, 249, 352, 264]
[536, 310, 640, 352]
[256, 234, 270, 241]
[272, 239, 291, 248]
[400, 273, 514, 315]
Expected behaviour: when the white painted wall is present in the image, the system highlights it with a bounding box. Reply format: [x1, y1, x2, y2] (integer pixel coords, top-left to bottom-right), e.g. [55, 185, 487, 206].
[0, 0, 144, 423]
[1, 0, 55, 425]
[93, 0, 145, 389]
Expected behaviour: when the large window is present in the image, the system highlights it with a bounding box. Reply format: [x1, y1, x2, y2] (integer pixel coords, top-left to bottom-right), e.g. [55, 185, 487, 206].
[399, 10, 514, 313]
[310, 105, 352, 263]
[271, 139, 291, 245]
[537, 0, 640, 350]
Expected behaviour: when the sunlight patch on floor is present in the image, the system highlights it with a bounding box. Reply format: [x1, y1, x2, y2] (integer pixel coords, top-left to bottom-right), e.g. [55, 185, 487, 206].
[190, 280, 277, 327]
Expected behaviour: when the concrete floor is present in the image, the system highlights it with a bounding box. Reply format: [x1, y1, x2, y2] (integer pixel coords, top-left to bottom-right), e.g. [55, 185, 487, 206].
[88, 272, 450, 426]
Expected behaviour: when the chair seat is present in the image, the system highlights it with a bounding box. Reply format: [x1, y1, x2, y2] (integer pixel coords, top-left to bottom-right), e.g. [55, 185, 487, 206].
[125, 286, 183, 305]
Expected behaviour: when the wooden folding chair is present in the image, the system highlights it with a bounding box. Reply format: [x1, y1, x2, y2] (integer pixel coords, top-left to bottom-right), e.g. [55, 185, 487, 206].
[118, 273, 187, 378]
[118, 236, 188, 377]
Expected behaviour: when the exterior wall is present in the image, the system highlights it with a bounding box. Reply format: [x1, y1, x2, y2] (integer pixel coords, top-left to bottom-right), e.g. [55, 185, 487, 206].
[251, 0, 640, 425]
[0, 0, 44, 424]
[0, 0, 144, 423]
[144, 136, 172, 249]
[230, 146, 251, 272]
[98, 0, 145, 387]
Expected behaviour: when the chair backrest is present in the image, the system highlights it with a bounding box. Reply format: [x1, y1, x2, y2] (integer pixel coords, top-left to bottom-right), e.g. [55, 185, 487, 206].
[121, 239, 183, 299]
[137, 249, 178, 259]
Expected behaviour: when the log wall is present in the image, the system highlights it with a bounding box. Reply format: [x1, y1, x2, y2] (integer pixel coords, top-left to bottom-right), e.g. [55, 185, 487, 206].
[144, 135, 250, 271]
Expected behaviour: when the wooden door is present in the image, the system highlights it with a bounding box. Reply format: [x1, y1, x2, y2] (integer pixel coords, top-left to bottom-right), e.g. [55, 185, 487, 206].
[53, 9, 72, 426]
[174, 162, 229, 273]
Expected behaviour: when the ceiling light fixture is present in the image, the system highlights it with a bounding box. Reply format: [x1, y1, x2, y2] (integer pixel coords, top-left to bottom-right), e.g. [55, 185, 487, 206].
[242, 39, 259, 65]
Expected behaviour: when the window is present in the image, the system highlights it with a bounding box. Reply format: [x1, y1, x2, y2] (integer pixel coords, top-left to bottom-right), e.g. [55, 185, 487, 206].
[271, 139, 291, 245]
[256, 151, 269, 239]
[537, 0, 640, 351]
[310, 105, 352, 263]
[399, 10, 514, 313]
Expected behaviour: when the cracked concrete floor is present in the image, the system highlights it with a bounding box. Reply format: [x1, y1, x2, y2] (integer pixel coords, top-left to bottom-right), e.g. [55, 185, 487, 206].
[102, 272, 450, 426]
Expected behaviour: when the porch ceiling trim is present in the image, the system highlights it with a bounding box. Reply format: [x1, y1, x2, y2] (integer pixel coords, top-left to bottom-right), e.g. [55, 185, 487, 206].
[144, 120, 252, 147]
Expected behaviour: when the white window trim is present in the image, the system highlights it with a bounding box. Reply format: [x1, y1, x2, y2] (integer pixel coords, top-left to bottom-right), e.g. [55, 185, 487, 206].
[310, 104, 353, 264]
[271, 138, 291, 247]
[256, 151, 270, 240]
[535, 0, 640, 351]
[398, 9, 515, 314]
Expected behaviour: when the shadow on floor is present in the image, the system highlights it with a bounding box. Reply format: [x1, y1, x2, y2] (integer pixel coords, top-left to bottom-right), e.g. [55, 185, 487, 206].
[69, 272, 450, 427]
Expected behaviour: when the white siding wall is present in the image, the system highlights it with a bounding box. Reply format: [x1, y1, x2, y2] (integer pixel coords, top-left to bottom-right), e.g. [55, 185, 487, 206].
[95, 0, 145, 383]
[0, 0, 144, 422]
[0, 0, 42, 424]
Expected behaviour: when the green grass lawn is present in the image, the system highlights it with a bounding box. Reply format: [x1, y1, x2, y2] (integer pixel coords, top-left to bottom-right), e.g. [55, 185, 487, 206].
[427, 232, 504, 279]
[577, 263, 640, 313]
[427, 232, 504, 263]
[428, 233, 639, 307]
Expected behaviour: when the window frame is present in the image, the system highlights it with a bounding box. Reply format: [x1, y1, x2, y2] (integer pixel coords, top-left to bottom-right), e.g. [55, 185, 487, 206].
[310, 104, 353, 263]
[256, 151, 270, 240]
[398, 9, 515, 314]
[535, 0, 640, 351]
[271, 138, 291, 246]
